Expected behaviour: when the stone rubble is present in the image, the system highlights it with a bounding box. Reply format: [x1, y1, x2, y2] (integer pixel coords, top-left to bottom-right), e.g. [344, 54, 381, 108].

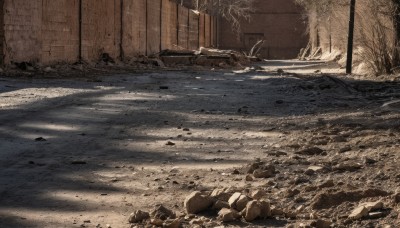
[128, 161, 398, 227]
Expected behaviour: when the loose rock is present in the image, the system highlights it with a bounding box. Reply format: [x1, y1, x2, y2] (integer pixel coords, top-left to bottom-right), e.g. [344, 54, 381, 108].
[349, 206, 368, 220]
[128, 210, 150, 223]
[258, 200, 271, 218]
[213, 200, 230, 210]
[228, 192, 242, 208]
[253, 169, 273, 178]
[296, 147, 324, 156]
[163, 219, 181, 228]
[251, 189, 267, 200]
[360, 201, 384, 211]
[236, 195, 251, 211]
[184, 191, 213, 214]
[217, 208, 240, 222]
[244, 200, 261, 222]
[151, 205, 176, 220]
[315, 219, 332, 228]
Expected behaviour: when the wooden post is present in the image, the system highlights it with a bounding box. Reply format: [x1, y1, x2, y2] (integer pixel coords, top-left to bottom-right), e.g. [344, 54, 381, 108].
[346, 0, 356, 74]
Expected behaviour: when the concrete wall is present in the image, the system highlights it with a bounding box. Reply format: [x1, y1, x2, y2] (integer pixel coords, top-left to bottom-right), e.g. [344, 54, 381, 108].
[218, 0, 308, 59]
[1, 0, 217, 65]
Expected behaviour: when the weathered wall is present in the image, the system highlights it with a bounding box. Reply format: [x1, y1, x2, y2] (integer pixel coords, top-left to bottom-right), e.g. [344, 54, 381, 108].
[3, 0, 42, 63]
[218, 0, 308, 59]
[82, 0, 121, 61]
[0, 0, 3, 64]
[161, 0, 178, 50]
[1, 0, 216, 65]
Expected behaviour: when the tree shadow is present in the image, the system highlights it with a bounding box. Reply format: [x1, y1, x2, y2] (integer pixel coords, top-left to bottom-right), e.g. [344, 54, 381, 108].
[0, 61, 399, 226]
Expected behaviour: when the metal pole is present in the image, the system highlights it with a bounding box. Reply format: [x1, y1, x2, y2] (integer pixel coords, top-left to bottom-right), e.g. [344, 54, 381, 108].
[346, 0, 356, 74]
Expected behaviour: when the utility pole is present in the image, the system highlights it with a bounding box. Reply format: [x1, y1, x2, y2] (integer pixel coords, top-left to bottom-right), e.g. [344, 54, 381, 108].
[346, 0, 356, 74]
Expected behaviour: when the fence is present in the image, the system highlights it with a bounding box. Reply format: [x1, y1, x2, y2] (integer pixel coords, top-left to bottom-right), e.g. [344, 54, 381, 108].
[0, 0, 217, 65]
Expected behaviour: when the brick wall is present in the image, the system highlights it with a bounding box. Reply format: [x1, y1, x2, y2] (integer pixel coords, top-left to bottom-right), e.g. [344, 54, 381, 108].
[0, 0, 217, 65]
[218, 0, 308, 59]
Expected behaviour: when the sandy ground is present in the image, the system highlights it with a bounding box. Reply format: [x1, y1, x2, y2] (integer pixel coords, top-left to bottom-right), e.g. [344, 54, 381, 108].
[0, 60, 399, 228]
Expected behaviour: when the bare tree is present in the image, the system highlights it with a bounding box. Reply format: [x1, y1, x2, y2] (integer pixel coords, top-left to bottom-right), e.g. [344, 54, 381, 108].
[181, 0, 255, 35]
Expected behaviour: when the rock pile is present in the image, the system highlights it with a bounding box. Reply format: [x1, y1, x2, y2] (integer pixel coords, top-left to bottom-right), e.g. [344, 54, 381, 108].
[128, 160, 399, 227]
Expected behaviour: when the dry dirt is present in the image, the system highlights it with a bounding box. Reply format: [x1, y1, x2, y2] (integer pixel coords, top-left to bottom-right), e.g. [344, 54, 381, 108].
[0, 60, 399, 228]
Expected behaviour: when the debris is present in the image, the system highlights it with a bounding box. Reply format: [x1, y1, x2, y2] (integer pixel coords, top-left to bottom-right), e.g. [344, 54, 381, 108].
[245, 175, 254, 181]
[150, 205, 176, 220]
[128, 210, 150, 223]
[315, 219, 332, 228]
[296, 147, 324, 156]
[217, 208, 240, 222]
[213, 200, 230, 210]
[163, 218, 181, 228]
[251, 190, 267, 200]
[348, 206, 369, 220]
[243, 200, 261, 222]
[166, 141, 176, 146]
[184, 191, 213, 214]
[35, 137, 47, 142]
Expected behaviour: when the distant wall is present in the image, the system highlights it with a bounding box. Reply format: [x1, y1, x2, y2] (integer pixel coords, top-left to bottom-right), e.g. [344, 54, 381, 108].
[1, 0, 217, 65]
[218, 0, 308, 59]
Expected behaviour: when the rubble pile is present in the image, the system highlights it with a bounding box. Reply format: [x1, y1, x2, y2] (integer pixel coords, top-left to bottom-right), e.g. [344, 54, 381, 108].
[159, 47, 250, 68]
[128, 159, 399, 228]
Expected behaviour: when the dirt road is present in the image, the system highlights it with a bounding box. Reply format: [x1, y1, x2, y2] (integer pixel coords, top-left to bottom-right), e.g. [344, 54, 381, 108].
[0, 61, 399, 227]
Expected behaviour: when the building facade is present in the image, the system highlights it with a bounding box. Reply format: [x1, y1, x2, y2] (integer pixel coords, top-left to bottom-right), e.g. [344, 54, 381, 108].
[0, 0, 217, 65]
[218, 0, 308, 59]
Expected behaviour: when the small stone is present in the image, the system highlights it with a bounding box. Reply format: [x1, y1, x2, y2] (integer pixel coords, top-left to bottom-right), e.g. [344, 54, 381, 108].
[368, 211, 385, 219]
[307, 165, 324, 172]
[189, 218, 206, 225]
[151, 205, 176, 220]
[246, 162, 263, 174]
[35, 137, 47, 142]
[315, 219, 332, 228]
[251, 190, 267, 200]
[285, 211, 297, 219]
[259, 200, 271, 218]
[211, 188, 231, 201]
[128, 210, 150, 223]
[253, 169, 273, 178]
[213, 200, 230, 210]
[166, 141, 175, 146]
[232, 169, 240, 175]
[296, 147, 324, 156]
[271, 206, 284, 216]
[245, 175, 254, 181]
[244, 200, 261, 222]
[217, 208, 240, 222]
[304, 169, 315, 176]
[184, 191, 213, 214]
[163, 218, 181, 228]
[394, 192, 400, 204]
[236, 195, 251, 211]
[150, 218, 164, 226]
[334, 162, 362, 172]
[360, 201, 384, 211]
[228, 192, 242, 208]
[286, 188, 300, 198]
[318, 179, 335, 189]
[339, 146, 351, 153]
[349, 206, 368, 220]
[364, 157, 377, 165]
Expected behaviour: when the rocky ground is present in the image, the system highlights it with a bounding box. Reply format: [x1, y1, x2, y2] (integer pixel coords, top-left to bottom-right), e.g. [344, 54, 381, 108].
[0, 60, 399, 228]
